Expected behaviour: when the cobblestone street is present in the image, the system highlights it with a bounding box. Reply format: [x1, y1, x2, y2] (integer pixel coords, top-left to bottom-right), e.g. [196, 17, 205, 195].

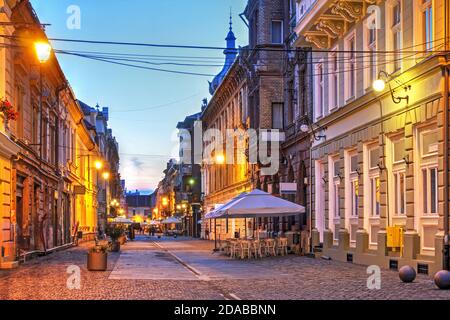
[1, 236, 450, 300]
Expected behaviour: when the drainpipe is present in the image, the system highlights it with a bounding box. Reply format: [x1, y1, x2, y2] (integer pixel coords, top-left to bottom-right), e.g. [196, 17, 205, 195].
[443, 0, 450, 270]
[444, 0, 449, 270]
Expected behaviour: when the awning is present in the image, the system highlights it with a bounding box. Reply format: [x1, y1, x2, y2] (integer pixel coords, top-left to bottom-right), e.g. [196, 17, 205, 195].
[161, 217, 182, 224]
[205, 189, 305, 219]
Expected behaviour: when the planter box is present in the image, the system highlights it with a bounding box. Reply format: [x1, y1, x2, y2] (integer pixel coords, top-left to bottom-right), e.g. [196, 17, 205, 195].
[87, 251, 107, 271]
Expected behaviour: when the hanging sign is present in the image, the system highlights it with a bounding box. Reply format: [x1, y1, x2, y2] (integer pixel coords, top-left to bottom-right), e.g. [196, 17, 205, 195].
[280, 183, 297, 195]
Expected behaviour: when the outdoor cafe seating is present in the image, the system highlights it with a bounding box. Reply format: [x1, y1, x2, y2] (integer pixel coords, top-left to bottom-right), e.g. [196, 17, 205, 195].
[205, 189, 305, 260]
[221, 236, 289, 259]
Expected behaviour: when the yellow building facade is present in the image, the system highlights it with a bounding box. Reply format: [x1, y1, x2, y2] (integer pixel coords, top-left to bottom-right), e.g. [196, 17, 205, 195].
[295, 0, 450, 275]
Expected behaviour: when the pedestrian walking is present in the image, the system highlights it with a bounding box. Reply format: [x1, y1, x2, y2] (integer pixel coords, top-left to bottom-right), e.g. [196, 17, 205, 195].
[205, 227, 210, 240]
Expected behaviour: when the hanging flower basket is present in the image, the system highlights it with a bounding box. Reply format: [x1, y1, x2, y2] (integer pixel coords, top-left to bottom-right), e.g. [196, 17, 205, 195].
[0, 99, 18, 122]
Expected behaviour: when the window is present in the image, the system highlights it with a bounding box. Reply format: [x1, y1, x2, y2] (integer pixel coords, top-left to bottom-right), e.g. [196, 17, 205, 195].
[422, 167, 438, 214]
[329, 50, 339, 110]
[349, 154, 359, 217]
[315, 62, 324, 119]
[271, 20, 283, 44]
[391, 136, 406, 215]
[333, 160, 341, 218]
[365, 17, 377, 87]
[345, 35, 356, 99]
[394, 171, 406, 215]
[371, 176, 381, 216]
[272, 103, 283, 129]
[420, 0, 433, 52]
[368, 146, 381, 217]
[418, 128, 438, 215]
[369, 148, 380, 169]
[392, 2, 402, 71]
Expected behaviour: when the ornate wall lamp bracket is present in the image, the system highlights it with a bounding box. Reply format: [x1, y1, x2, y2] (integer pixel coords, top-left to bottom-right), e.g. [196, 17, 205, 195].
[373, 70, 411, 105]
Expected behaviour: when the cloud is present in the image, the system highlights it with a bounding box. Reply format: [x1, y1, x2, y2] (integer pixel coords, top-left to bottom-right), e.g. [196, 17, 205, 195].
[130, 157, 144, 170]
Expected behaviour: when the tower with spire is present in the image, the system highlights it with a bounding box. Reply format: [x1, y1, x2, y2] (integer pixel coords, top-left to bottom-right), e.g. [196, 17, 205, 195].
[208, 13, 238, 95]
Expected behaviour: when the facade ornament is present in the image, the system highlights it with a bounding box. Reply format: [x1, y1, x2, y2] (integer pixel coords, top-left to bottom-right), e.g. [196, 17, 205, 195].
[316, 15, 346, 38]
[304, 31, 329, 49]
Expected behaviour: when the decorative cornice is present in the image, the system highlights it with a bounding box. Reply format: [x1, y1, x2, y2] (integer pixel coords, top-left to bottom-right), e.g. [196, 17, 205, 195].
[316, 14, 346, 38]
[304, 31, 329, 49]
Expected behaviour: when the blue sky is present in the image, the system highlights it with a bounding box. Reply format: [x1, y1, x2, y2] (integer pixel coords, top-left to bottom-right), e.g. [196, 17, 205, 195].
[31, 0, 248, 194]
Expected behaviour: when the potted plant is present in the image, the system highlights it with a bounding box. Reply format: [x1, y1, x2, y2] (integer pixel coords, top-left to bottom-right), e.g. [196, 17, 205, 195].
[107, 225, 123, 252]
[87, 245, 108, 271]
[0, 98, 18, 130]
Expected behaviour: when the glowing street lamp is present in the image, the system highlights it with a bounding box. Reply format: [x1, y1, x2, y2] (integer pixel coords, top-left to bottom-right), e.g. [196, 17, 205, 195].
[94, 160, 104, 170]
[34, 41, 52, 64]
[372, 79, 386, 92]
[102, 171, 110, 180]
[215, 154, 225, 165]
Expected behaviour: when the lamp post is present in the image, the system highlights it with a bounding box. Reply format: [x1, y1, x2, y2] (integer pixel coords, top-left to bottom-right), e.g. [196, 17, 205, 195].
[34, 41, 52, 159]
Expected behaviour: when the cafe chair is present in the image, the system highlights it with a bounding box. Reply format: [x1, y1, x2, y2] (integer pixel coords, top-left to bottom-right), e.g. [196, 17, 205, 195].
[240, 240, 252, 259]
[252, 240, 263, 259]
[265, 239, 277, 257]
[277, 238, 288, 256]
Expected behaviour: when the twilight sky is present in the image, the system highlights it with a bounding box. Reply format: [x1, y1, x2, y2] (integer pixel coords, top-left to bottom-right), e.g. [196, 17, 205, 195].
[31, 0, 248, 194]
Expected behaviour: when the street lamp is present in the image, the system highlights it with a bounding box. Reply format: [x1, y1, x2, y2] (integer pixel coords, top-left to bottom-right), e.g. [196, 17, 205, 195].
[299, 116, 326, 141]
[34, 41, 52, 159]
[94, 160, 104, 170]
[215, 154, 225, 165]
[102, 171, 110, 180]
[34, 41, 52, 63]
[372, 70, 410, 104]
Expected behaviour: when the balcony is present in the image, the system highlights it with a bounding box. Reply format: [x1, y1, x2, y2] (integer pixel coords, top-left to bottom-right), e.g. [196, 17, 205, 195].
[294, 0, 375, 49]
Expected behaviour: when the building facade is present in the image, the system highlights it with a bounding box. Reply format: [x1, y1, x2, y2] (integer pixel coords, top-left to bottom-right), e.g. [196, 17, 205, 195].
[295, 0, 450, 274]
[0, 0, 120, 267]
[201, 19, 252, 240]
[126, 191, 151, 223]
[177, 112, 202, 237]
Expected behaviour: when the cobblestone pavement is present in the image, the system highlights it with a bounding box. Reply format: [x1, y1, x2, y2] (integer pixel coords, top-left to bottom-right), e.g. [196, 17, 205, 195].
[1, 236, 449, 300]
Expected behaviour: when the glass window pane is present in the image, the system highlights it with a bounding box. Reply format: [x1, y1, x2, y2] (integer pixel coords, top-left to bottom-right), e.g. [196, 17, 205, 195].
[423, 169, 428, 213]
[370, 148, 380, 169]
[393, 139, 405, 163]
[271, 21, 282, 44]
[431, 168, 437, 214]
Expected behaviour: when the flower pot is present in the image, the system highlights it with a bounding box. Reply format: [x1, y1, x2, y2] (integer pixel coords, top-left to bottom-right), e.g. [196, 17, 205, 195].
[87, 251, 107, 271]
[111, 241, 120, 252]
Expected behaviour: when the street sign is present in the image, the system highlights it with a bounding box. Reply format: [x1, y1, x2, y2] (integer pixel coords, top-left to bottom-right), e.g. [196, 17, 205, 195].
[280, 183, 297, 195]
[74, 186, 86, 195]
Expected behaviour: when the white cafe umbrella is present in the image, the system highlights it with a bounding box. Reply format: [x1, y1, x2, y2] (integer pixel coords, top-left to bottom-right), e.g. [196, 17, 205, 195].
[161, 217, 182, 224]
[204, 192, 248, 220]
[209, 189, 305, 219]
[149, 220, 161, 225]
[112, 217, 133, 224]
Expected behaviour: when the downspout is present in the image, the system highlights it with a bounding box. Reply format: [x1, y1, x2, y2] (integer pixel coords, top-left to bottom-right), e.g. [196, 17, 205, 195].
[443, 0, 449, 270]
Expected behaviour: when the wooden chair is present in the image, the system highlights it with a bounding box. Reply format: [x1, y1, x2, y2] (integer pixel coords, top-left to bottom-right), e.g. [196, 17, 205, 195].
[252, 240, 263, 259]
[230, 241, 240, 259]
[277, 238, 288, 256]
[240, 240, 252, 259]
[265, 239, 277, 257]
